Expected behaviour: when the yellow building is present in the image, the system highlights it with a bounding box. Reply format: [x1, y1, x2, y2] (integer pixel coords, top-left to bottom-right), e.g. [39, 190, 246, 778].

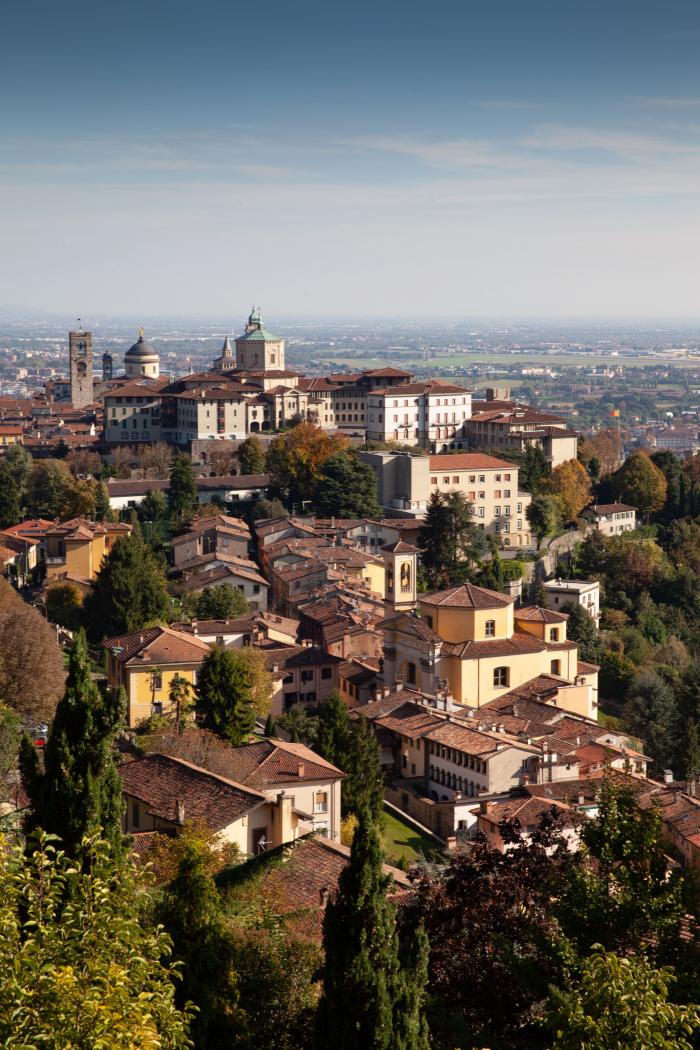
[44, 517, 132, 582]
[104, 625, 212, 727]
[380, 582, 598, 719]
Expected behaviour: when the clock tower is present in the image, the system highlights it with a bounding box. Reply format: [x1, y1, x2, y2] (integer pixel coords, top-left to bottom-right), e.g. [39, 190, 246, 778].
[69, 328, 94, 408]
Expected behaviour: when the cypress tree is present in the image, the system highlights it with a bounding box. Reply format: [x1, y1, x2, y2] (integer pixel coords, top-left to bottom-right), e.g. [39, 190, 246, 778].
[264, 712, 277, 738]
[343, 714, 385, 820]
[157, 839, 239, 1047]
[83, 531, 170, 640]
[20, 630, 124, 860]
[0, 462, 21, 528]
[168, 453, 197, 523]
[315, 807, 430, 1050]
[93, 480, 111, 522]
[196, 646, 256, 745]
[316, 690, 352, 768]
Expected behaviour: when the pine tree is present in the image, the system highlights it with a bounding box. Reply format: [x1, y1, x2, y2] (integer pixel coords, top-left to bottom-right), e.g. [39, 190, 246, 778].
[315, 808, 430, 1050]
[168, 453, 197, 523]
[20, 630, 124, 860]
[83, 532, 170, 640]
[0, 462, 21, 528]
[418, 491, 485, 589]
[196, 646, 256, 744]
[313, 451, 381, 519]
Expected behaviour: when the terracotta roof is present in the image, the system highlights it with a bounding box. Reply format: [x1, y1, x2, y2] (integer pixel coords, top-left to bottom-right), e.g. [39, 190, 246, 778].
[378, 611, 441, 643]
[583, 503, 636, 515]
[374, 702, 444, 739]
[441, 631, 547, 659]
[174, 563, 268, 592]
[381, 540, 418, 554]
[420, 583, 515, 609]
[221, 834, 410, 941]
[171, 615, 256, 637]
[515, 606, 568, 624]
[119, 753, 266, 830]
[206, 739, 344, 788]
[428, 453, 515, 470]
[576, 659, 600, 674]
[479, 795, 574, 828]
[104, 625, 212, 665]
[425, 719, 537, 755]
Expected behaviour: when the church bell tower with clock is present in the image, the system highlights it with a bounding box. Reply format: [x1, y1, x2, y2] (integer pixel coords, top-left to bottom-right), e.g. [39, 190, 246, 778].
[69, 327, 94, 408]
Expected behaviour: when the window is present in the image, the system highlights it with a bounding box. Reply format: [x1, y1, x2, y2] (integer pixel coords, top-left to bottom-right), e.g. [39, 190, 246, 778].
[505, 473, 511, 481]
[550, 627, 559, 641]
[494, 506, 500, 516]
[551, 659, 561, 675]
[430, 476, 437, 484]
[132, 800, 140, 829]
[485, 619, 496, 637]
[495, 474, 501, 482]
[478, 507, 485, 518]
[469, 475, 475, 483]
[321, 666, 332, 680]
[479, 475, 485, 483]
[150, 672, 162, 692]
[494, 489, 501, 499]
[493, 666, 509, 687]
[504, 506, 511, 515]
[452, 476, 459, 484]
[443, 476, 450, 484]
[314, 791, 329, 813]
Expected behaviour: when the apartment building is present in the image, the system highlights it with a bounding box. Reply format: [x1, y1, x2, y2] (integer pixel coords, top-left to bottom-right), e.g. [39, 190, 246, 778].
[103, 380, 168, 444]
[464, 400, 578, 468]
[366, 380, 473, 451]
[428, 453, 533, 548]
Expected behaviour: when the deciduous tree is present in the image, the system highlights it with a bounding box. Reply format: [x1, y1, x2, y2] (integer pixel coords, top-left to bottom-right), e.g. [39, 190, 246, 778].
[615, 450, 667, 521]
[546, 459, 592, 522]
[190, 583, 250, 621]
[237, 435, 267, 475]
[24, 459, 75, 519]
[267, 423, 348, 506]
[0, 580, 65, 723]
[0, 833, 192, 1048]
[0, 461, 21, 527]
[527, 494, 562, 546]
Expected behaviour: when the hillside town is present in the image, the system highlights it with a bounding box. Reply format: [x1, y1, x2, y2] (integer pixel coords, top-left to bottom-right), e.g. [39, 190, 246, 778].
[4, 306, 700, 1046]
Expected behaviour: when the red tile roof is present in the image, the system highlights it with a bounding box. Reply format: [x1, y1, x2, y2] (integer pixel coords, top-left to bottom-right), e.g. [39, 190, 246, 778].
[420, 583, 515, 609]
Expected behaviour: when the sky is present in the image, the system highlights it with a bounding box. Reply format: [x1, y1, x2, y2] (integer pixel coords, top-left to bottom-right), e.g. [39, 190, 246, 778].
[2, 0, 700, 320]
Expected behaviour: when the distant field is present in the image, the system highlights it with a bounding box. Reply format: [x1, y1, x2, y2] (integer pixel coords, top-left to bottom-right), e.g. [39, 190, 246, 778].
[310, 350, 700, 372]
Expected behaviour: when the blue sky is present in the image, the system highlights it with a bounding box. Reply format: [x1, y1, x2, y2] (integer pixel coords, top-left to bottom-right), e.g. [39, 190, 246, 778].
[2, 0, 700, 318]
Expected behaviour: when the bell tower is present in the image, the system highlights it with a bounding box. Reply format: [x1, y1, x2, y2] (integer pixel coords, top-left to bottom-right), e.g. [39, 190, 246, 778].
[69, 327, 94, 408]
[382, 540, 418, 613]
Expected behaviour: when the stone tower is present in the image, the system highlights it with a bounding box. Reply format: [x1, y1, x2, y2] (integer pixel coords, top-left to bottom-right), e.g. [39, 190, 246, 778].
[102, 351, 113, 381]
[235, 307, 285, 372]
[382, 540, 418, 613]
[69, 329, 94, 408]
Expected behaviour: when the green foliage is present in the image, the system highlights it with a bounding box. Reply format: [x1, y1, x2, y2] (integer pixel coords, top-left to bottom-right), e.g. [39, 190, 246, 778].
[3, 442, 32, 490]
[196, 646, 256, 745]
[315, 808, 430, 1050]
[24, 459, 76, 519]
[312, 451, 381, 519]
[266, 423, 349, 505]
[0, 461, 21, 527]
[168, 453, 198, 523]
[418, 490, 486, 589]
[546, 948, 700, 1049]
[251, 496, 289, 521]
[277, 703, 320, 747]
[20, 630, 125, 860]
[83, 531, 170, 640]
[237, 435, 267, 475]
[46, 581, 83, 631]
[0, 703, 20, 805]
[598, 649, 637, 701]
[317, 695, 384, 818]
[526, 494, 562, 545]
[139, 487, 169, 522]
[264, 712, 277, 737]
[517, 443, 551, 493]
[0, 833, 192, 1048]
[624, 670, 679, 774]
[615, 450, 668, 519]
[157, 839, 239, 1047]
[191, 584, 250, 621]
[94, 480, 112, 521]
[562, 602, 601, 664]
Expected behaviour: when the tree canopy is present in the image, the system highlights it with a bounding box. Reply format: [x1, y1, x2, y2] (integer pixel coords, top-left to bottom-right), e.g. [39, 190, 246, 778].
[83, 531, 170, 640]
[266, 423, 349, 506]
[418, 491, 485, 589]
[312, 451, 381, 519]
[237, 435, 267, 475]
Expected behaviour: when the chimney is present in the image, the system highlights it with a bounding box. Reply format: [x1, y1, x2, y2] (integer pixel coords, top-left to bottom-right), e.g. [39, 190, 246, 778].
[319, 887, 331, 908]
[275, 791, 294, 846]
[663, 769, 673, 785]
[689, 777, 697, 798]
[578, 794, 585, 806]
[176, 799, 185, 825]
[394, 678, 403, 692]
[297, 762, 305, 778]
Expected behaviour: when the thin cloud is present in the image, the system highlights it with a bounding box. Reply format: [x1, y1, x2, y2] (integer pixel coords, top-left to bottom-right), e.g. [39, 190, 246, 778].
[635, 96, 700, 108]
[521, 123, 700, 157]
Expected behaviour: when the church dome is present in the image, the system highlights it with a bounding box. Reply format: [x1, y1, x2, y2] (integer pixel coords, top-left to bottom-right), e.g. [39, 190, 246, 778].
[125, 329, 159, 362]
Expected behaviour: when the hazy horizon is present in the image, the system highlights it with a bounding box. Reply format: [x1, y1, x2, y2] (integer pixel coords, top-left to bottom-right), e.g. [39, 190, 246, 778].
[3, 0, 700, 319]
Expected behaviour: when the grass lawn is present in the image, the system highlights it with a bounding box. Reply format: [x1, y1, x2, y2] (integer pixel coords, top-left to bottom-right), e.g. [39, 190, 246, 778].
[380, 805, 442, 866]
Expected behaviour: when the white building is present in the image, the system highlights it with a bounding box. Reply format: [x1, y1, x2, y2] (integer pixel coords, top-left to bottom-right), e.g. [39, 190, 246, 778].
[366, 380, 473, 451]
[581, 503, 637, 536]
[542, 578, 600, 627]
